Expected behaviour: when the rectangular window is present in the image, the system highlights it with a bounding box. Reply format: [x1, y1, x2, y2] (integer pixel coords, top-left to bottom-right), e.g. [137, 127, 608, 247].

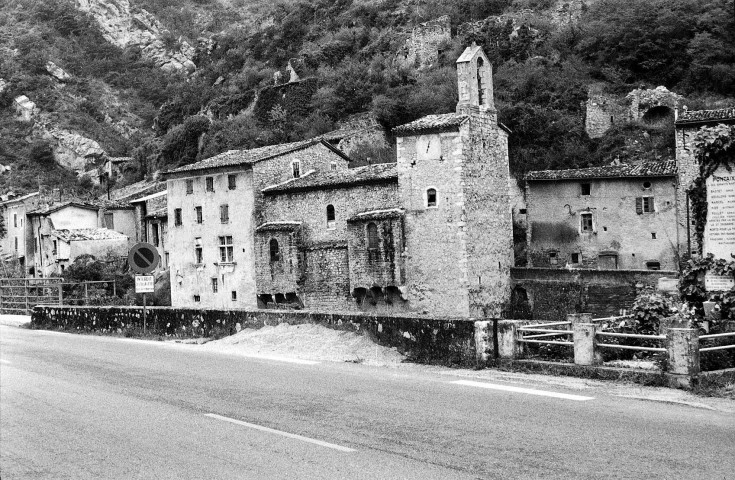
[14, 237, 18, 252]
[292, 161, 301, 178]
[219, 235, 234, 263]
[571, 253, 580, 264]
[211, 278, 218, 293]
[580, 183, 591, 196]
[52, 240, 57, 255]
[104, 212, 114, 230]
[174, 208, 182, 226]
[549, 251, 558, 265]
[231, 291, 237, 301]
[228, 174, 236, 190]
[651, 232, 657, 239]
[206, 177, 214, 192]
[220, 204, 229, 224]
[194, 295, 201, 302]
[13, 213, 17, 228]
[152, 223, 160, 247]
[195, 206, 203, 224]
[165, 252, 169, 267]
[186, 179, 193, 194]
[195, 237, 203, 264]
[581, 213, 593, 232]
[636, 196, 655, 214]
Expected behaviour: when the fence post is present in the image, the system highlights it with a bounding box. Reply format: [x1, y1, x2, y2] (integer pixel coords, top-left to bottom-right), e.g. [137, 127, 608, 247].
[473, 320, 491, 366]
[24, 278, 29, 314]
[497, 320, 523, 359]
[666, 328, 700, 388]
[573, 323, 601, 365]
[58, 284, 63, 306]
[84, 282, 89, 305]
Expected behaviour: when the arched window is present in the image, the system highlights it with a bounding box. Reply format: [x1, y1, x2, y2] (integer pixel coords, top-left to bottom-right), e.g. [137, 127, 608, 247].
[426, 188, 437, 207]
[476, 57, 485, 106]
[269, 238, 280, 262]
[366, 223, 378, 250]
[326, 204, 335, 229]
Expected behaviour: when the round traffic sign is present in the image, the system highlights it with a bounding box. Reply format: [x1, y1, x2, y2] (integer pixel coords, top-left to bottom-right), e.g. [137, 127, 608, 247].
[128, 242, 160, 274]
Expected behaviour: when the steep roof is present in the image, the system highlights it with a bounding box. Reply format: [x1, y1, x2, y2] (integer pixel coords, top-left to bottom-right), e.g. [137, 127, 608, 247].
[676, 107, 735, 126]
[262, 163, 397, 194]
[165, 139, 350, 176]
[0, 191, 39, 206]
[51, 228, 127, 242]
[107, 179, 165, 202]
[526, 160, 677, 181]
[457, 43, 482, 63]
[393, 113, 469, 135]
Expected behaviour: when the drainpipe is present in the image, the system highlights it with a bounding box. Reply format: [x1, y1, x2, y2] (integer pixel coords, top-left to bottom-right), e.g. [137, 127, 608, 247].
[686, 192, 691, 257]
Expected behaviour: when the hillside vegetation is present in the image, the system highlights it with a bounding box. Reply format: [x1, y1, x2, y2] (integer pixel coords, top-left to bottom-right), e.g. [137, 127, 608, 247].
[0, 0, 733, 195]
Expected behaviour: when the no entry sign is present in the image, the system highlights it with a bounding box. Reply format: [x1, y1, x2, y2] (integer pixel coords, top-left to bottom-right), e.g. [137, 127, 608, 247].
[128, 242, 160, 274]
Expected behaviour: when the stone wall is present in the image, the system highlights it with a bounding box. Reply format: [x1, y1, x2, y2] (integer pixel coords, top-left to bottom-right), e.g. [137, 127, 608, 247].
[585, 84, 628, 138]
[396, 15, 451, 70]
[510, 267, 677, 321]
[347, 217, 405, 294]
[675, 123, 701, 256]
[526, 177, 679, 270]
[301, 243, 353, 311]
[31, 305, 478, 366]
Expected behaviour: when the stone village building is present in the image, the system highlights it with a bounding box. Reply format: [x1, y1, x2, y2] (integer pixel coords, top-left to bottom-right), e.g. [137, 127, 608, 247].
[524, 161, 679, 271]
[0, 192, 40, 270]
[164, 45, 514, 317]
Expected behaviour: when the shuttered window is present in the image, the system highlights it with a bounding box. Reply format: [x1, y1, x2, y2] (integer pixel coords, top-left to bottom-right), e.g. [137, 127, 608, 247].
[636, 196, 654, 214]
[220, 204, 229, 223]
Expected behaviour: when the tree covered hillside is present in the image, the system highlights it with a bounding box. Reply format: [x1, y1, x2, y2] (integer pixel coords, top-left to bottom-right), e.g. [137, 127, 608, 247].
[0, 0, 733, 195]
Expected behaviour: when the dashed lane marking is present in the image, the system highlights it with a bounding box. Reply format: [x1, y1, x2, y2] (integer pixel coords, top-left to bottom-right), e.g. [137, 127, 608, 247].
[451, 380, 594, 401]
[0, 359, 11, 365]
[204, 413, 355, 452]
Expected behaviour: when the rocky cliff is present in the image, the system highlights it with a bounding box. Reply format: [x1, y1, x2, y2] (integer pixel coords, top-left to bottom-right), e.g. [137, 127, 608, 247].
[74, 0, 196, 73]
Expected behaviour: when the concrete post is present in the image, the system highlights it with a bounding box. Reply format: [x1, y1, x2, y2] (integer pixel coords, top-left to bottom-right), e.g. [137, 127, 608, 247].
[573, 323, 601, 365]
[497, 320, 524, 359]
[474, 320, 491, 366]
[568, 313, 593, 325]
[666, 328, 700, 388]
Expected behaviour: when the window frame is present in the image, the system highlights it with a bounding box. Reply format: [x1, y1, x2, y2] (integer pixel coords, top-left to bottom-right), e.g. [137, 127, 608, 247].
[218, 235, 234, 263]
[228, 174, 237, 190]
[174, 208, 182, 226]
[269, 238, 280, 262]
[220, 204, 229, 224]
[195, 206, 203, 224]
[366, 222, 379, 250]
[194, 236, 203, 264]
[580, 212, 593, 233]
[151, 223, 160, 247]
[211, 277, 218, 293]
[292, 160, 301, 179]
[206, 177, 214, 192]
[580, 183, 591, 196]
[185, 179, 194, 194]
[326, 204, 336, 230]
[426, 187, 438, 208]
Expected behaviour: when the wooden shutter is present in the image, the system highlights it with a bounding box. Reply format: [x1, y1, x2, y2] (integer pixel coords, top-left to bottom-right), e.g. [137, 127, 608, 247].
[635, 197, 643, 214]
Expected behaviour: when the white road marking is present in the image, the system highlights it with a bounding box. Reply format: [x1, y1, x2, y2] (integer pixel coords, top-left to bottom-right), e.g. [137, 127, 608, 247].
[451, 380, 594, 401]
[217, 352, 320, 365]
[0, 359, 10, 365]
[205, 413, 355, 452]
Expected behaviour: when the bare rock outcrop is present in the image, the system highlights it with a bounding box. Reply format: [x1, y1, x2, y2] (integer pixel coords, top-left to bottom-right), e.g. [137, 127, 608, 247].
[74, 0, 195, 73]
[46, 129, 106, 172]
[45, 61, 71, 82]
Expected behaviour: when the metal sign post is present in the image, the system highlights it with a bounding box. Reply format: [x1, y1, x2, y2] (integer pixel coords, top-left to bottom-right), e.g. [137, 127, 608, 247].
[129, 243, 159, 334]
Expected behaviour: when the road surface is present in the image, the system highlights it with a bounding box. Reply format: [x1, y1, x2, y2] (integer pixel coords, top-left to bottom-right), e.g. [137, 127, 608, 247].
[1, 324, 734, 479]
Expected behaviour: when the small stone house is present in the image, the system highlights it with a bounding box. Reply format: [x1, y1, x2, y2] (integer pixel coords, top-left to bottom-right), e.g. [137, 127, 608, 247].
[525, 161, 679, 270]
[46, 228, 128, 275]
[129, 190, 169, 271]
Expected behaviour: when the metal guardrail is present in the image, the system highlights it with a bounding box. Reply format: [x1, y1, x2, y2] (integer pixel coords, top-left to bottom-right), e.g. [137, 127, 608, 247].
[0, 278, 116, 314]
[699, 331, 735, 353]
[518, 321, 573, 347]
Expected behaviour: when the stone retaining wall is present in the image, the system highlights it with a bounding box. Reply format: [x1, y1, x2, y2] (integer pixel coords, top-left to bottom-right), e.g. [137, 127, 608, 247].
[31, 306, 478, 367]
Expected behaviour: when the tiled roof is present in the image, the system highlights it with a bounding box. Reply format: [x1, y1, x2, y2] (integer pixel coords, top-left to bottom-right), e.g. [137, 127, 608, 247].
[51, 228, 127, 242]
[145, 207, 168, 219]
[393, 113, 468, 135]
[255, 221, 302, 232]
[676, 107, 735, 125]
[107, 180, 165, 202]
[526, 160, 677, 181]
[27, 201, 99, 216]
[262, 163, 397, 194]
[347, 208, 404, 222]
[165, 139, 347, 175]
[0, 191, 39, 205]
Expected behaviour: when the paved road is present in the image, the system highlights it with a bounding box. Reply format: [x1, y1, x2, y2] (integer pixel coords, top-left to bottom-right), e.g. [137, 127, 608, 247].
[1, 325, 734, 479]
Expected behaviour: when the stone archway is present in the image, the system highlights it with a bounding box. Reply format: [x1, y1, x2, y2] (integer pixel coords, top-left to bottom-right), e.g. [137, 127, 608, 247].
[641, 105, 674, 129]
